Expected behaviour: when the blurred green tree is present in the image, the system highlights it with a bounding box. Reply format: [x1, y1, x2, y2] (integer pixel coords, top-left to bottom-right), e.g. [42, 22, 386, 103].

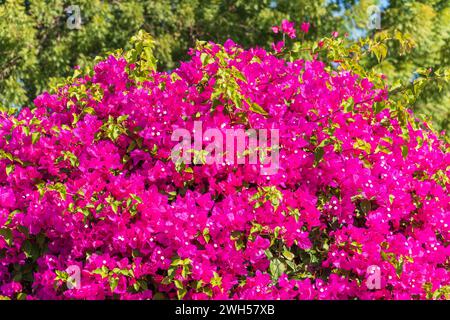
[345, 0, 450, 133]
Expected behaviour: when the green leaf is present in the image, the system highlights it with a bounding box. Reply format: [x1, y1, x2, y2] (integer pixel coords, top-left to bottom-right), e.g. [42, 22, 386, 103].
[21, 240, 33, 258]
[395, 257, 404, 277]
[373, 102, 386, 114]
[211, 272, 222, 288]
[282, 249, 295, 261]
[314, 147, 324, 166]
[117, 114, 129, 123]
[177, 288, 187, 300]
[285, 259, 296, 270]
[342, 97, 354, 113]
[62, 151, 79, 167]
[202, 228, 210, 243]
[361, 199, 372, 214]
[109, 277, 119, 292]
[269, 258, 286, 281]
[200, 52, 210, 66]
[389, 194, 395, 205]
[0, 228, 13, 246]
[31, 132, 40, 144]
[181, 265, 190, 278]
[152, 292, 167, 300]
[22, 126, 30, 136]
[16, 293, 27, 300]
[233, 69, 247, 83]
[6, 164, 14, 176]
[371, 43, 388, 63]
[92, 266, 109, 278]
[401, 145, 408, 158]
[353, 138, 371, 154]
[171, 258, 183, 267]
[249, 103, 268, 116]
[174, 279, 184, 290]
[55, 270, 68, 281]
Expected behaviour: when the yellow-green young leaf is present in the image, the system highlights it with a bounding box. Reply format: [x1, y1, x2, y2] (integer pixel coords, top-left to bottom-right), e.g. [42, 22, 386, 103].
[63, 151, 79, 167]
[0, 150, 13, 162]
[84, 107, 96, 115]
[174, 279, 184, 290]
[109, 277, 119, 292]
[249, 103, 269, 116]
[177, 288, 187, 300]
[200, 52, 211, 66]
[16, 293, 27, 300]
[371, 43, 388, 63]
[111, 201, 119, 214]
[211, 272, 222, 287]
[202, 228, 210, 243]
[22, 126, 30, 136]
[354, 138, 372, 154]
[31, 132, 40, 144]
[117, 115, 129, 123]
[401, 145, 409, 158]
[72, 113, 80, 126]
[282, 250, 295, 261]
[389, 194, 395, 205]
[342, 97, 354, 113]
[373, 102, 387, 114]
[375, 144, 392, 154]
[233, 69, 247, 83]
[6, 164, 14, 175]
[181, 265, 190, 278]
[269, 258, 286, 281]
[381, 137, 393, 145]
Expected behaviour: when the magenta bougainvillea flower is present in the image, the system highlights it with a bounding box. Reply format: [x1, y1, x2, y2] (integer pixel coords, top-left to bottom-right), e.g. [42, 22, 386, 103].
[272, 19, 297, 39]
[0, 29, 449, 301]
[301, 22, 310, 34]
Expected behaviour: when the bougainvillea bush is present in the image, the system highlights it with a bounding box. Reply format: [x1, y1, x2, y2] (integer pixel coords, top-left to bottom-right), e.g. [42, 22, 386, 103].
[0, 27, 449, 300]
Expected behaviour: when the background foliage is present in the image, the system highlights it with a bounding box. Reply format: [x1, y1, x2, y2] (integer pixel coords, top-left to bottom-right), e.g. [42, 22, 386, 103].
[0, 0, 449, 132]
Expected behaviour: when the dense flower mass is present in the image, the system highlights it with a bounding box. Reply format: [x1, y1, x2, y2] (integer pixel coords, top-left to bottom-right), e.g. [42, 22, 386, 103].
[0, 35, 449, 300]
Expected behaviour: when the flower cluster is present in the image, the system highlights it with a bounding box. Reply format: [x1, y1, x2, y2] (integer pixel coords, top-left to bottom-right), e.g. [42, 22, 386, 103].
[0, 33, 449, 300]
[272, 19, 297, 39]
